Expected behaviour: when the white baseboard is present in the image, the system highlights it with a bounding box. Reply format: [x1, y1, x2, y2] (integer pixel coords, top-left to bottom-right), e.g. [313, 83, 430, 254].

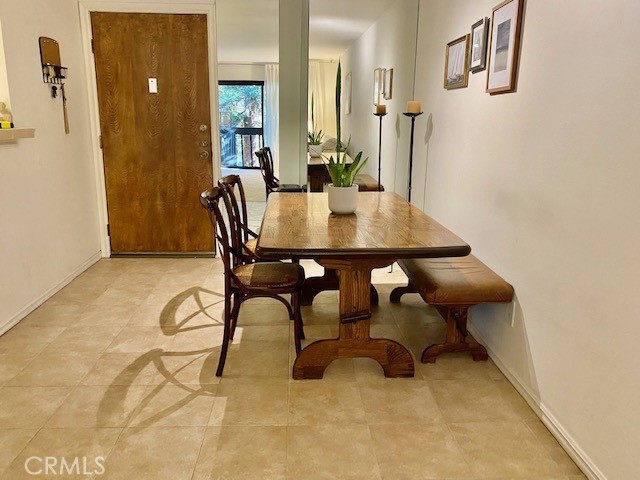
[0, 252, 102, 336]
[468, 323, 605, 480]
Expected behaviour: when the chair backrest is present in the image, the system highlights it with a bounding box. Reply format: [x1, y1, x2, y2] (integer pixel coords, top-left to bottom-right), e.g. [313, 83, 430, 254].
[217, 174, 250, 243]
[255, 147, 278, 196]
[200, 186, 245, 273]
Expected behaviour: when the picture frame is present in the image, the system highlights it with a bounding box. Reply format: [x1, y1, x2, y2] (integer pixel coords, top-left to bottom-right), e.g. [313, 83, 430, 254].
[383, 68, 394, 100]
[444, 34, 470, 90]
[373, 67, 383, 105]
[344, 71, 352, 114]
[486, 0, 524, 94]
[469, 17, 490, 73]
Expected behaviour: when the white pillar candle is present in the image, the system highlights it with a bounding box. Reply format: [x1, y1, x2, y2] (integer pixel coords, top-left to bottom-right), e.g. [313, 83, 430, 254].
[375, 104, 387, 114]
[406, 101, 422, 113]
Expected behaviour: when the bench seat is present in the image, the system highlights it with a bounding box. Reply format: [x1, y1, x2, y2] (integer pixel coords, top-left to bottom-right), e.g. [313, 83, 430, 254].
[390, 255, 514, 363]
[355, 174, 384, 192]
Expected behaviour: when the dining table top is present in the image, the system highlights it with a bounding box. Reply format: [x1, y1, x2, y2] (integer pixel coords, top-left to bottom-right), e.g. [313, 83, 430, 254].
[255, 192, 471, 260]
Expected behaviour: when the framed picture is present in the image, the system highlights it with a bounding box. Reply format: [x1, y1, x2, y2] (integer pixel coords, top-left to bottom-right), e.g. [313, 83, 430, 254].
[469, 17, 490, 73]
[444, 34, 470, 90]
[344, 71, 352, 114]
[373, 67, 383, 105]
[383, 68, 394, 100]
[486, 0, 524, 94]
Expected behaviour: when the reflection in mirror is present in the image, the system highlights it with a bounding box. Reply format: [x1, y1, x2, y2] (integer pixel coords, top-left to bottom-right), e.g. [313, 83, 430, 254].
[308, 0, 419, 195]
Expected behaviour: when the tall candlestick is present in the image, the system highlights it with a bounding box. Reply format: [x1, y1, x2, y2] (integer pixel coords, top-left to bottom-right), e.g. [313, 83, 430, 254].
[373, 110, 388, 191]
[403, 111, 424, 202]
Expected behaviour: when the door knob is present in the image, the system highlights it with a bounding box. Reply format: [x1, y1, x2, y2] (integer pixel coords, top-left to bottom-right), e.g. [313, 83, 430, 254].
[199, 124, 208, 132]
[200, 151, 210, 159]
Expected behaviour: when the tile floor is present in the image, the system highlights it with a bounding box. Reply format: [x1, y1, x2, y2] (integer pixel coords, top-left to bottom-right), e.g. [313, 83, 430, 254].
[0, 258, 585, 480]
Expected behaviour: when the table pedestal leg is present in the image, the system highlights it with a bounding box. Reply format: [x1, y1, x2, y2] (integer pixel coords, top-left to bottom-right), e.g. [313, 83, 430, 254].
[300, 267, 379, 307]
[293, 260, 414, 380]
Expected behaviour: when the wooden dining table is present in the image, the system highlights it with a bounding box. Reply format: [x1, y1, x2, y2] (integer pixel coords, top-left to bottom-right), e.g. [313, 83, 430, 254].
[255, 192, 471, 379]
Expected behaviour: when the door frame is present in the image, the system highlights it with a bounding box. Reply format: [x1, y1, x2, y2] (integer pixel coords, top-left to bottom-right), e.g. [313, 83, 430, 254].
[78, 1, 221, 257]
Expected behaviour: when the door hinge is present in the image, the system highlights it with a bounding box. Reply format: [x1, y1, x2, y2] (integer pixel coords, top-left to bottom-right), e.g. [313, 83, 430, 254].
[99, 135, 103, 149]
[106, 224, 110, 236]
[91, 39, 94, 53]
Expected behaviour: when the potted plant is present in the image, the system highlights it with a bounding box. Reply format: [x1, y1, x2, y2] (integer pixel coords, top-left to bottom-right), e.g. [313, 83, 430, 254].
[308, 93, 324, 157]
[325, 62, 367, 214]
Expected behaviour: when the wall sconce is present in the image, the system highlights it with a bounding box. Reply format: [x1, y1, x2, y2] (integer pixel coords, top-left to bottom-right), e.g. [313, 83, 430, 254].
[39, 36, 69, 133]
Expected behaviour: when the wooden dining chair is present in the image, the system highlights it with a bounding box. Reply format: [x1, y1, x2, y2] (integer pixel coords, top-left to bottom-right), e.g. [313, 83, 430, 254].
[200, 186, 305, 376]
[217, 174, 259, 262]
[255, 147, 306, 198]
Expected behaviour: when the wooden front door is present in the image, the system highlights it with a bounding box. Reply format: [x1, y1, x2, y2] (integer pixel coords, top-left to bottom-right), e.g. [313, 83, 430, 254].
[91, 12, 214, 253]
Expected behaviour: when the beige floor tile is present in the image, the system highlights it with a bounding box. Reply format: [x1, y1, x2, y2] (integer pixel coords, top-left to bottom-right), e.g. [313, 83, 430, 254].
[448, 421, 562, 478]
[417, 352, 504, 381]
[301, 302, 339, 325]
[429, 377, 532, 423]
[100, 426, 205, 480]
[222, 343, 289, 379]
[106, 326, 175, 353]
[71, 304, 138, 328]
[233, 325, 290, 345]
[493, 378, 539, 421]
[234, 301, 292, 326]
[152, 350, 221, 387]
[359, 380, 443, 425]
[81, 352, 166, 386]
[287, 424, 382, 480]
[128, 384, 215, 428]
[0, 429, 38, 477]
[130, 289, 224, 329]
[194, 426, 286, 480]
[525, 418, 583, 475]
[39, 324, 124, 354]
[0, 326, 65, 356]
[46, 385, 148, 428]
[370, 423, 472, 479]
[92, 282, 155, 307]
[289, 381, 366, 425]
[170, 326, 225, 352]
[51, 281, 110, 305]
[0, 387, 71, 428]
[7, 351, 101, 386]
[210, 378, 288, 426]
[0, 354, 33, 386]
[2, 428, 120, 480]
[19, 302, 86, 327]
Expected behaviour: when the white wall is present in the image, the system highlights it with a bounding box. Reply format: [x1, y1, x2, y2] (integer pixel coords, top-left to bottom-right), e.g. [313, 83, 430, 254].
[413, 1, 640, 478]
[0, 0, 100, 331]
[340, 0, 418, 193]
[317, 60, 337, 139]
[0, 17, 10, 108]
[218, 63, 265, 82]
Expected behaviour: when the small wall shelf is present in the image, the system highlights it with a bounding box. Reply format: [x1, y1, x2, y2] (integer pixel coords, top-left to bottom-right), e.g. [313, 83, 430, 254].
[0, 128, 36, 142]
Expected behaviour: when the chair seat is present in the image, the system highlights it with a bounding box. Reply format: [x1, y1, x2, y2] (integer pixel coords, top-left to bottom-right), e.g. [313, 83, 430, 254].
[233, 262, 305, 290]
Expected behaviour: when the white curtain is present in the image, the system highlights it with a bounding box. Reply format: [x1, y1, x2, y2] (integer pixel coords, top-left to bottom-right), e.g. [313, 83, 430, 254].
[308, 61, 324, 137]
[264, 63, 280, 175]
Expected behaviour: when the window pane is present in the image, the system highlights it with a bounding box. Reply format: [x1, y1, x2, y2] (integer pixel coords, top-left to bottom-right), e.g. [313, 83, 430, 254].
[218, 84, 263, 128]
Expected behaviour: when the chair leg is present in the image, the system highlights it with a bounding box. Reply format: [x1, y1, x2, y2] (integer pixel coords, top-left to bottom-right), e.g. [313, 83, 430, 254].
[230, 293, 242, 341]
[292, 291, 303, 354]
[216, 295, 233, 377]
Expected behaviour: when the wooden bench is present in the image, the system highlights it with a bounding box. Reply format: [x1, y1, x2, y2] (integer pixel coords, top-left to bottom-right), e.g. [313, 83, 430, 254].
[390, 255, 514, 363]
[355, 174, 384, 192]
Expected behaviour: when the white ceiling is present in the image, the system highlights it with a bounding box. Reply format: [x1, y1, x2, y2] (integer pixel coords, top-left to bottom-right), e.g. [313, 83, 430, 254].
[216, 0, 398, 63]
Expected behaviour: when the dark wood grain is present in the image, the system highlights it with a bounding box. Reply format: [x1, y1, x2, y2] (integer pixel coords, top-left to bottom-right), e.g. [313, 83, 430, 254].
[258, 192, 470, 379]
[256, 192, 470, 259]
[92, 12, 213, 253]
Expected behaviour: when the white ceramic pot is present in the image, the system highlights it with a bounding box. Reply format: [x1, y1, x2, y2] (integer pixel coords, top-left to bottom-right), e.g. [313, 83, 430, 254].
[327, 184, 358, 214]
[308, 144, 323, 157]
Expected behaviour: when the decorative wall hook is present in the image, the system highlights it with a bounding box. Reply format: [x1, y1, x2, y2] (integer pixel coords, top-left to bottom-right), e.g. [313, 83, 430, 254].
[39, 37, 69, 133]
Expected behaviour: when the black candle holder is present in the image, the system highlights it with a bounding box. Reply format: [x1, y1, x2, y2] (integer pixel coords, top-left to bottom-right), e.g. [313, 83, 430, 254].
[403, 111, 424, 202]
[373, 112, 388, 191]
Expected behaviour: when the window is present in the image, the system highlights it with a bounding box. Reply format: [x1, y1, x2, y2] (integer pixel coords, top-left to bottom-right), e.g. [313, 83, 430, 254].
[218, 81, 264, 168]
